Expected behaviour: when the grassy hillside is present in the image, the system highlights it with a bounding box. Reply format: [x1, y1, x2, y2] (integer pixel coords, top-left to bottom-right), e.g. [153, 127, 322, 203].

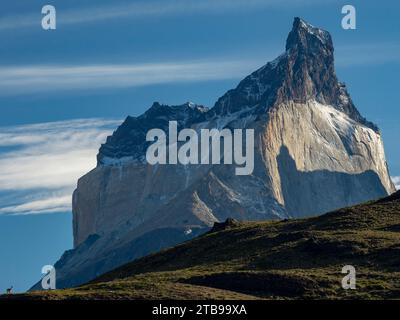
[3, 191, 400, 300]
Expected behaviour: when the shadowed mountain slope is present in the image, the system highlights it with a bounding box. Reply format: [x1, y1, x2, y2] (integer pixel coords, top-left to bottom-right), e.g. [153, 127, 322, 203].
[6, 191, 400, 300]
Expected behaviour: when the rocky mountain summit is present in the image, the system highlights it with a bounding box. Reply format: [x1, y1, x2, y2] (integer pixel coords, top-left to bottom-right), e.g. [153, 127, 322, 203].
[32, 18, 395, 289]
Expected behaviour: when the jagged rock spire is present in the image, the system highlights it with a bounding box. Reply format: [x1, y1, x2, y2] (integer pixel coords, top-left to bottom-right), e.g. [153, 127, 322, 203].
[279, 17, 338, 106]
[213, 17, 376, 130]
[285, 17, 333, 52]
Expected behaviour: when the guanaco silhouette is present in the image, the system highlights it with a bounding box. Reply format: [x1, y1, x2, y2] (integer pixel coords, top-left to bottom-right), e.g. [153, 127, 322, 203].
[6, 286, 13, 294]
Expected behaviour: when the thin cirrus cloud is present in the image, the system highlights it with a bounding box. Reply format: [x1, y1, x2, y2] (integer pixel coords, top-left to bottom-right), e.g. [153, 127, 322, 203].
[0, 42, 399, 97]
[0, 59, 263, 96]
[0, 0, 334, 31]
[335, 43, 400, 67]
[0, 118, 121, 215]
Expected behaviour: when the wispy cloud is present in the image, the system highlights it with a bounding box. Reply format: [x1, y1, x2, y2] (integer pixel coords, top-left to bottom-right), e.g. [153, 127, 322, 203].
[0, 40, 398, 97]
[0, 118, 121, 215]
[392, 176, 400, 190]
[336, 43, 400, 67]
[0, 59, 265, 96]
[0, 0, 333, 31]
[0, 194, 71, 215]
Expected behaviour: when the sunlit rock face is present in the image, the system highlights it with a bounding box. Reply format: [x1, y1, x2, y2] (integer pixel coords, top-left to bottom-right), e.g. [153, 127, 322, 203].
[34, 18, 395, 290]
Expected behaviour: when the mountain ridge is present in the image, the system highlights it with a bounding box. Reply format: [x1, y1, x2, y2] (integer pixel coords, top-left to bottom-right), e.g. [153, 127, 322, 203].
[30, 17, 395, 290]
[10, 190, 400, 299]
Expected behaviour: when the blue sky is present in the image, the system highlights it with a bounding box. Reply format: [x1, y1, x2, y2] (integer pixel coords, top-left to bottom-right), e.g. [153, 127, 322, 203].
[0, 0, 399, 292]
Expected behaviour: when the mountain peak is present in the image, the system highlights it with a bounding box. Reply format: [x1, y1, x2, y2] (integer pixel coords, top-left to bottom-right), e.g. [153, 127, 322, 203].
[286, 17, 332, 52]
[292, 17, 319, 32]
[212, 17, 377, 131]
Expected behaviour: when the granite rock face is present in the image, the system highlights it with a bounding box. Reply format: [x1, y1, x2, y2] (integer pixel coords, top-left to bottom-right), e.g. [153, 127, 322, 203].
[35, 18, 395, 289]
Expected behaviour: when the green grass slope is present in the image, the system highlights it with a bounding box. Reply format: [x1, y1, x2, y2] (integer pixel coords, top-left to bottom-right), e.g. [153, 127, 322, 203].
[3, 191, 400, 300]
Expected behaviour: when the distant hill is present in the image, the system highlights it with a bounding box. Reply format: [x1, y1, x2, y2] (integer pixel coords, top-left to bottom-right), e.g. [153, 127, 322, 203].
[4, 190, 400, 300]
